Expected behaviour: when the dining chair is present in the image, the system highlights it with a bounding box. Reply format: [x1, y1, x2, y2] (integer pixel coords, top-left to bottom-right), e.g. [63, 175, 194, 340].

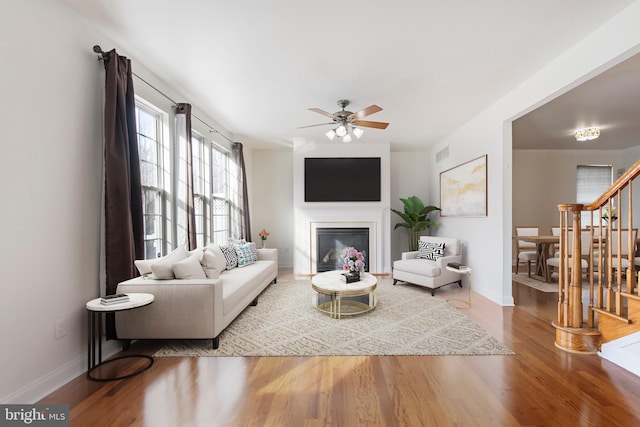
[515, 226, 539, 276]
[595, 228, 638, 274]
[547, 230, 591, 277]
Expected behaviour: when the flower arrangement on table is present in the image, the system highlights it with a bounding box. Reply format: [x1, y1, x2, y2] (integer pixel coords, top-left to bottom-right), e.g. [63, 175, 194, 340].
[602, 208, 618, 225]
[258, 228, 270, 248]
[342, 247, 366, 274]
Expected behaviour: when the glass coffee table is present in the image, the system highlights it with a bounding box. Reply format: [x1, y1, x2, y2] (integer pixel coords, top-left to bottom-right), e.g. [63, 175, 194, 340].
[311, 270, 377, 319]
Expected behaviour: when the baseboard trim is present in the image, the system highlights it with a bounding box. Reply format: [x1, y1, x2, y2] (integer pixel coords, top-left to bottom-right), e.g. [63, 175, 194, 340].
[1, 340, 121, 404]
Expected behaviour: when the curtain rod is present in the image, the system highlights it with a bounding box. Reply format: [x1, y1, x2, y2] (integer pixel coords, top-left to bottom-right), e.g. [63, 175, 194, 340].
[93, 45, 234, 144]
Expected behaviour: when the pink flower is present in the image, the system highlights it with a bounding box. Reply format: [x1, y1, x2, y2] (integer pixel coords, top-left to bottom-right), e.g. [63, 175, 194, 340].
[346, 247, 357, 258]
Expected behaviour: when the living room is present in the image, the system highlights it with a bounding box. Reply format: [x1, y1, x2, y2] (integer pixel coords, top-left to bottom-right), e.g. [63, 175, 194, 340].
[4, 1, 640, 423]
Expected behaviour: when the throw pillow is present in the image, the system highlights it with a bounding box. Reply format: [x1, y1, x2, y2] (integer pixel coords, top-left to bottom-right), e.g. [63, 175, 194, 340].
[220, 243, 238, 270]
[248, 241, 258, 262]
[173, 252, 207, 279]
[201, 247, 223, 279]
[417, 241, 446, 261]
[234, 243, 256, 268]
[134, 257, 163, 276]
[150, 246, 188, 279]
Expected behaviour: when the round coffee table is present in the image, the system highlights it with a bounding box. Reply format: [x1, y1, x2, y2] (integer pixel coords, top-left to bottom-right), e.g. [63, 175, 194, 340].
[311, 270, 377, 318]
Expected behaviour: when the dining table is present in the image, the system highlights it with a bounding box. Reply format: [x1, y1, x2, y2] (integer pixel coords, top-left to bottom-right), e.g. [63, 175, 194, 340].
[514, 235, 559, 283]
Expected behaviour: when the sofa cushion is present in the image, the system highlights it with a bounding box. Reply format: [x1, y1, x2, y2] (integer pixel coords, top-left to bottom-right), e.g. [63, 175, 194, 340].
[235, 243, 256, 267]
[393, 259, 441, 277]
[173, 252, 207, 279]
[417, 241, 446, 261]
[149, 246, 188, 279]
[221, 260, 276, 316]
[220, 243, 238, 270]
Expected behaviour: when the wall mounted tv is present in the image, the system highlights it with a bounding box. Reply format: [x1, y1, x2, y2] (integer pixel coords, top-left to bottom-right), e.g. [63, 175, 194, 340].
[304, 157, 381, 202]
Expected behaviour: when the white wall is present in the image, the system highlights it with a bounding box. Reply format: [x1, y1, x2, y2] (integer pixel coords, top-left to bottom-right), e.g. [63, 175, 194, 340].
[430, 1, 640, 305]
[389, 151, 432, 260]
[0, 0, 103, 403]
[250, 149, 294, 267]
[513, 149, 628, 250]
[0, 0, 233, 404]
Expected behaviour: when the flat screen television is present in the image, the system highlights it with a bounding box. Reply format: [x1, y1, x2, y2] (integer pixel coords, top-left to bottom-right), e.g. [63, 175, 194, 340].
[304, 157, 381, 202]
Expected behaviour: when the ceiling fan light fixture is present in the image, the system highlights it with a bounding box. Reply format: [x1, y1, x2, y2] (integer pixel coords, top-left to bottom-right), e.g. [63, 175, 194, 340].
[335, 124, 348, 137]
[343, 134, 352, 143]
[575, 127, 600, 141]
[352, 127, 364, 139]
[326, 129, 337, 141]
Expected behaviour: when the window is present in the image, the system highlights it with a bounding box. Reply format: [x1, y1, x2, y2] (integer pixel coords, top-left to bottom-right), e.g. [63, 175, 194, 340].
[135, 97, 232, 255]
[211, 146, 231, 244]
[135, 102, 169, 259]
[192, 133, 210, 248]
[577, 165, 613, 225]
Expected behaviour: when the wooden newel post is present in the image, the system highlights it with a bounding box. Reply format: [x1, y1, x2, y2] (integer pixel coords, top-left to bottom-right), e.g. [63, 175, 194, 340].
[568, 204, 583, 328]
[553, 204, 599, 354]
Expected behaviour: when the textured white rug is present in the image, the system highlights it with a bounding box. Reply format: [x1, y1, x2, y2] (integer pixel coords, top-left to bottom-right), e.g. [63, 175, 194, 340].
[154, 279, 514, 357]
[512, 273, 558, 293]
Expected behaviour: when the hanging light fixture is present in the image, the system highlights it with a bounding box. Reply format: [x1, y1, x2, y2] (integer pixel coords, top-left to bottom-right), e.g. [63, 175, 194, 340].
[575, 127, 600, 141]
[326, 122, 364, 143]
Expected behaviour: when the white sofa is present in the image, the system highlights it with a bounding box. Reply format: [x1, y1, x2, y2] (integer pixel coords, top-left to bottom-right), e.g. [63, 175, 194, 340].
[116, 247, 278, 349]
[392, 236, 462, 296]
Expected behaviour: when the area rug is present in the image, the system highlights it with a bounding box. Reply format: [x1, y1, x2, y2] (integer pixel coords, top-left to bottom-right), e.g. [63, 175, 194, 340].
[512, 273, 558, 292]
[154, 279, 514, 357]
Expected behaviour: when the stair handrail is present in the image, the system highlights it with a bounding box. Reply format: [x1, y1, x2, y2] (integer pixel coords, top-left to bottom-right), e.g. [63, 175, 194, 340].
[553, 159, 640, 354]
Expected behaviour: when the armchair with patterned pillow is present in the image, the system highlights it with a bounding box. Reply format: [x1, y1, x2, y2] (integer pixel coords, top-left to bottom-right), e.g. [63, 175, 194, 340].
[392, 236, 463, 296]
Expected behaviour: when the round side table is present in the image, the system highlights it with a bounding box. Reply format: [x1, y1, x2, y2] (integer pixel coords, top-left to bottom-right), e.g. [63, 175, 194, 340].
[445, 265, 472, 308]
[86, 293, 154, 381]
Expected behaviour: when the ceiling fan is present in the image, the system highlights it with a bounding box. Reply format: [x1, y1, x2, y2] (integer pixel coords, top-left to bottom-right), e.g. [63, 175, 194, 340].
[299, 99, 389, 142]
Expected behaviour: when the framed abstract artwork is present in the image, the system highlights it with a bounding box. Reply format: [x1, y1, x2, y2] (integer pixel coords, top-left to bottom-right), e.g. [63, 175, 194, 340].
[439, 155, 487, 217]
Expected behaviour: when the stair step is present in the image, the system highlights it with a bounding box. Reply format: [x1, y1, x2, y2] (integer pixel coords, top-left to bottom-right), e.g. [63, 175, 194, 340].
[599, 332, 640, 377]
[590, 306, 631, 324]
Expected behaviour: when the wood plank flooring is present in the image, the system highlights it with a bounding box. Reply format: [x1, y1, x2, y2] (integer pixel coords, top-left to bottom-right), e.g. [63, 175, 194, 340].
[39, 271, 640, 426]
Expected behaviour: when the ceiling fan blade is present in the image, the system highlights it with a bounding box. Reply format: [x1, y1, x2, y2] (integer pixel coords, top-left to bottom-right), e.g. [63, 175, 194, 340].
[297, 122, 335, 129]
[352, 120, 389, 129]
[309, 108, 338, 120]
[348, 104, 382, 119]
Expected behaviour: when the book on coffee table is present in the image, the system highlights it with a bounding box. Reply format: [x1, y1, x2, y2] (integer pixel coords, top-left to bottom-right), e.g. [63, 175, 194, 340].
[100, 293, 130, 305]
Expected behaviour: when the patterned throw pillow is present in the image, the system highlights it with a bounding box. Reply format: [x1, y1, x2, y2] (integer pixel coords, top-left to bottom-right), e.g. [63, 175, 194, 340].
[416, 241, 446, 261]
[220, 244, 238, 270]
[248, 242, 258, 262]
[235, 243, 256, 267]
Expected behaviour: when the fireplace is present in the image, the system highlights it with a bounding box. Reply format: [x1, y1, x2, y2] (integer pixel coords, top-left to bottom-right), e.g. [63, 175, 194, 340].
[310, 222, 376, 273]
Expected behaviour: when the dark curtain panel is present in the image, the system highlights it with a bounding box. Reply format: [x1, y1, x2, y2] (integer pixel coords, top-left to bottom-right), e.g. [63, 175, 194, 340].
[176, 103, 197, 250]
[102, 49, 144, 339]
[232, 142, 252, 241]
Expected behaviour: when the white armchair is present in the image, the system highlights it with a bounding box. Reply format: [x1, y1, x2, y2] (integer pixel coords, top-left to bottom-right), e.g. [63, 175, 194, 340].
[392, 236, 463, 296]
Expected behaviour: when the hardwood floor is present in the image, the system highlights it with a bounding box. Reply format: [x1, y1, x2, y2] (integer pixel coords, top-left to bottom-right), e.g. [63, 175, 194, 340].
[39, 271, 640, 426]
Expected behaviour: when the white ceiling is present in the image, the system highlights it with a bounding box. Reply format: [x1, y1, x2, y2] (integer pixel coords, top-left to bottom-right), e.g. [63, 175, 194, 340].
[62, 0, 636, 151]
[513, 52, 640, 150]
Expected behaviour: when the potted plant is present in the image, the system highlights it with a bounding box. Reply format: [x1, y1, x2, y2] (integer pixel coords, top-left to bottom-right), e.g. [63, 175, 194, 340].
[391, 196, 441, 251]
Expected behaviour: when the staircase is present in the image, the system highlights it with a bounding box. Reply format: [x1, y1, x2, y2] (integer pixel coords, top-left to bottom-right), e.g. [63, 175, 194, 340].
[599, 332, 640, 377]
[553, 160, 640, 360]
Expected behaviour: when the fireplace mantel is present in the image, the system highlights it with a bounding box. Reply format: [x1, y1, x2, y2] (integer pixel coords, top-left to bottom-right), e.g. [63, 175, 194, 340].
[292, 141, 391, 275]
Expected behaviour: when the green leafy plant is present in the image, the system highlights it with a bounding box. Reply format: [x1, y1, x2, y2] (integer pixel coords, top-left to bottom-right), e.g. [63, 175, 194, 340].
[391, 196, 441, 251]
